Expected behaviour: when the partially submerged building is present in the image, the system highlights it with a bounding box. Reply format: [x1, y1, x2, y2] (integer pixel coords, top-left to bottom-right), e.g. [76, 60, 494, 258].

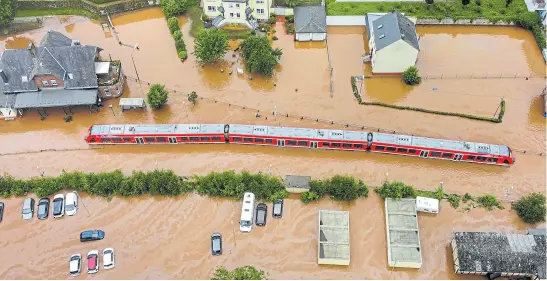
[202, 0, 268, 29]
[284, 175, 311, 193]
[294, 5, 327, 42]
[385, 198, 423, 268]
[318, 210, 350, 266]
[451, 232, 546, 280]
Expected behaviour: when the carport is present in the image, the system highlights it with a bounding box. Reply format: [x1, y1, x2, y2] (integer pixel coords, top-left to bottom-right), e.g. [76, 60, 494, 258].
[14, 89, 99, 117]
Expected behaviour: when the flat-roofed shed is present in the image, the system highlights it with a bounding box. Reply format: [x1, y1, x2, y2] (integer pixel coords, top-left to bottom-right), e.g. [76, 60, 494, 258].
[284, 175, 311, 193]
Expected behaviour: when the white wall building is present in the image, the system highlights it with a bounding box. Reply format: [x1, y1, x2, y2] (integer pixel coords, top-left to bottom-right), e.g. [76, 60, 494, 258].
[202, 0, 272, 29]
[294, 5, 327, 41]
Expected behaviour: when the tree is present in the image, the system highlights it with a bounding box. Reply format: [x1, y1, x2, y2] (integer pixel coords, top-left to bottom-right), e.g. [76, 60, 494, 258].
[240, 36, 283, 77]
[285, 0, 300, 8]
[0, 0, 14, 26]
[211, 266, 266, 280]
[513, 193, 546, 224]
[425, 0, 434, 4]
[147, 84, 169, 109]
[188, 91, 198, 104]
[161, 0, 189, 18]
[194, 28, 229, 64]
[461, 0, 470, 6]
[168, 17, 179, 34]
[402, 66, 422, 85]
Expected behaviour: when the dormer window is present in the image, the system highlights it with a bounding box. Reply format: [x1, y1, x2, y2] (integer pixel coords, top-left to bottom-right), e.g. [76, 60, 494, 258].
[68, 73, 74, 79]
[21, 76, 28, 83]
[379, 34, 385, 39]
[378, 24, 383, 29]
[50, 80, 58, 86]
[42, 80, 49, 87]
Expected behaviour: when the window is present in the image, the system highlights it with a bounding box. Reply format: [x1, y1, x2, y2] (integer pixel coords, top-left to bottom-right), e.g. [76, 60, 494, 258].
[487, 157, 498, 163]
[354, 144, 363, 149]
[379, 34, 385, 39]
[236, 13, 240, 18]
[408, 149, 417, 154]
[298, 141, 308, 146]
[287, 140, 297, 146]
[256, 0, 264, 3]
[68, 73, 74, 79]
[21, 76, 28, 83]
[430, 151, 442, 157]
[397, 148, 408, 153]
[233, 137, 242, 142]
[377, 24, 383, 29]
[476, 156, 486, 161]
[236, 3, 240, 7]
[228, 3, 234, 7]
[200, 137, 211, 141]
[181, 137, 189, 141]
[257, 8, 264, 14]
[343, 143, 352, 148]
[157, 137, 167, 142]
[208, 6, 216, 11]
[212, 137, 221, 141]
[50, 80, 58, 86]
[442, 153, 453, 159]
[102, 138, 111, 143]
[190, 137, 199, 141]
[230, 12, 234, 17]
[42, 80, 49, 87]
[244, 138, 253, 142]
[374, 146, 385, 151]
[331, 143, 341, 147]
[467, 155, 476, 161]
[266, 139, 273, 144]
[145, 137, 155, 142]
[255, 138, 264, 143]
[322, 142, 330, 146]
[112, 137, 122, 143]
[386, 147, 396, 152]
[123, 137, 131, 142]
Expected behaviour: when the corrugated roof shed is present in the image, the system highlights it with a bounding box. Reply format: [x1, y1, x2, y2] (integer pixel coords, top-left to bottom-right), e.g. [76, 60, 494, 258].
[318, 210, 350, 265]
[453, 232, 546, 279]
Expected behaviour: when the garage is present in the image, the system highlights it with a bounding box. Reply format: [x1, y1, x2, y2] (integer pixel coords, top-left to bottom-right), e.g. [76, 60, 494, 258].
[294, 5, 327, 42]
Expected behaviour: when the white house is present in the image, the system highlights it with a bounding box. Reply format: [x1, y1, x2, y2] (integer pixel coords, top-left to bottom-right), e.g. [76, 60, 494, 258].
[202, 0, 272, 29]
[294, 5, 327, 41]
[367, 10, 420, 74]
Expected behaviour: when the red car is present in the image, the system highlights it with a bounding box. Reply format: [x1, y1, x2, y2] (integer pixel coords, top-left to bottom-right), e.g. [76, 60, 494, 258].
[87, 250, 99, 274]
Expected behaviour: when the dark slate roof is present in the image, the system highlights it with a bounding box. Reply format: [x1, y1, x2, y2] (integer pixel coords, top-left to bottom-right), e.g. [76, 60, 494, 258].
[0, 93, 17, 108]
[13, 88, 98, 109]
[453, 232, 546, 279]
[294, 5, 327, 34]
[39, 30, 73, 47]
[285, 175, 311, 190]
[0, 49, 39, 93]
[372, 10, 419, 52]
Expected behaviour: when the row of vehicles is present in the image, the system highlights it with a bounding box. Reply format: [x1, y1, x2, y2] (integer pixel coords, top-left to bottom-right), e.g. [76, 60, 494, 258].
[239, 193, 284, 233]
[69, 248, 115, 276]
[19, 192, 78, 220]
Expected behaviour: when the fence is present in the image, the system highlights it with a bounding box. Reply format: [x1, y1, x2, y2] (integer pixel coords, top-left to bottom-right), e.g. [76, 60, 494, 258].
[326, 16, 367, 26]
[361, 73, 547, 80]
[0, 147, 103, 157]
[326, 37, 334, 97]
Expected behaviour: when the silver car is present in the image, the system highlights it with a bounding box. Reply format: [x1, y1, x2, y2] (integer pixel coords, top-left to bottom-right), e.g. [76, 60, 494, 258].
[22, 198, 35, 220]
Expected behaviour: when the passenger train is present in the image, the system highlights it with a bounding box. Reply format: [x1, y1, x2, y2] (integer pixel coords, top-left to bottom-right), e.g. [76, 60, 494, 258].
[85, 124, 515, 166]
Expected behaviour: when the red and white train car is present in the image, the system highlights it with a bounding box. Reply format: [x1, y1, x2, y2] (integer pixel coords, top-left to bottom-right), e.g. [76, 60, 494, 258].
[86, 123, 515, 166]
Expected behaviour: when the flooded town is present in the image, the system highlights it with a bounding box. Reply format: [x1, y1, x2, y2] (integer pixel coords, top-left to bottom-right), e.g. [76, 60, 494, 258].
[0, 0, 546, 279]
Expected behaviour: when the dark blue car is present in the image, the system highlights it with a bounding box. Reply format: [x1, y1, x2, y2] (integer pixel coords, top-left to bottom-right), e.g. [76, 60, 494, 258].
[80, 230, 105, 242]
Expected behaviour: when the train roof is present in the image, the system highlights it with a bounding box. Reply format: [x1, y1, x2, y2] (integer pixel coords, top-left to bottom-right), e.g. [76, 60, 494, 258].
[89, 124, 226, 135]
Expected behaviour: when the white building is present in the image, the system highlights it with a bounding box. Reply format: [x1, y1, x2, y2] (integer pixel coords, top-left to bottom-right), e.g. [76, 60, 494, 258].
[318, 210, 350, 266]
[202, 0, 272, 29]
[366, 10, 420, 74]
[294, 5, 327, 41]
[415, 196, 439, 214]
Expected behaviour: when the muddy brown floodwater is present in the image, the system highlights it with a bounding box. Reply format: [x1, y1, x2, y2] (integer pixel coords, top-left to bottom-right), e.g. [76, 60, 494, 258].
[0, 8, 545, 280]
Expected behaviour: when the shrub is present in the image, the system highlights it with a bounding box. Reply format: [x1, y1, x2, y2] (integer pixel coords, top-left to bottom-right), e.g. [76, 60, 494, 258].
[173, 30, 183, 41]
[285, 0, 300, 8]
[432, 186, 445, 200]
[272, 35, 278, 40]
[513, 193, 546, 224]
[300, 191, 321, 204]
[212, 266, 266, 280]
[402, 66, 422, 85]
[448, 194, 461, 208]
[374, 181, 416, 199]
[175, 37, 186, 52]
[147, 83, 169, 109]
[188, 91, 198, 104]
[178, 50, 187, 60]
[305, 175, 368, 202]
[531, 25, 546, 49]
[168, 17, 179, 34]
[268, 14, 276, 24]
[161, 0, 189, 17]
[285, 15, 294, 23]
[462, 192, 473, 202]
[64, 114, 73, 122]
[476, 194, 504, 210]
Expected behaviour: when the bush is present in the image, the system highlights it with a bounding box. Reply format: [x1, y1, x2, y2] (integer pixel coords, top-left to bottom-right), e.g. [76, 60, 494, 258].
[188, 91, 198, 104]
[168, 17, 179, 34]
[173, 30, 183, 41]
[147, 83, 169, 109]
[175, 37, 186, 52]
[212, 266, 266, 280]
[402, 66, 422, 85]
[462, 192, 473, 202]
[448, 194, 461, 208]
[64, 114, 73, 122]
[513, 193, 546, 224]
[374, 181, 416, 199]
[161, 0, 189, 17]
[304, 175, 369, 202]
[285, 15, 294, 23]
[476, 194, 504, 210]
[531, 25, 546, 49]
[268, 14, 276, 24]
[272, 35, 278, 40]
[178, 50, 188, 60]
[300, 191, 321, 204]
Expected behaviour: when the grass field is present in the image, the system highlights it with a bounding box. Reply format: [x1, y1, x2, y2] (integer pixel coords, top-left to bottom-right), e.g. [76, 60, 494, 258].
[16, 8, 98, 19]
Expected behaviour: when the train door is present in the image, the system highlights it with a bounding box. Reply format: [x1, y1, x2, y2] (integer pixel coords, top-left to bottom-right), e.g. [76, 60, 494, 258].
[419, 150, 429, 158]
[168, 137, 177, 144]
[454, 154, 463, 161]
[366, 133, 373, 151]
[136, 137, 144, 144]
[277, 140, 285, 147]
[309, 142, 318, 149]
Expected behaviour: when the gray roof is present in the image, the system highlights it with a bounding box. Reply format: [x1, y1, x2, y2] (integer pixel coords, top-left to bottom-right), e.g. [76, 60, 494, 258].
[0, 49, 39, 93]
[285, 175, 311, 190]
[0, 93, 17, 108]
[294, 5, 327, 34]
[39, 30, 73, 47]
[13, 89, 98, 109]
[372, 10, 419, 51]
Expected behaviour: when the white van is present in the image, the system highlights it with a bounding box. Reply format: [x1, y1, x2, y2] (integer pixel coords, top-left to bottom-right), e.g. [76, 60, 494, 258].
[239, 192, 255, 233]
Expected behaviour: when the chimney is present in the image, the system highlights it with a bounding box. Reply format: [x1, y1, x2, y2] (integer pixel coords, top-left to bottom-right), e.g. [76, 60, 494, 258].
[71, 39, 81, 46]
[27, 42, 36, 57]
[0, 69, 8, 84]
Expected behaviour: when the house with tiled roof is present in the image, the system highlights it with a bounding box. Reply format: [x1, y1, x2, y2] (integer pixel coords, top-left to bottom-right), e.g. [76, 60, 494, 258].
[294, 4, 327, 42]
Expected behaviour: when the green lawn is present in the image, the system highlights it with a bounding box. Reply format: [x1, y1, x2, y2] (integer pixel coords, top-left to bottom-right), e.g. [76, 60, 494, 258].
[188, 6, 205, 38]
[16, 8, 98, 19]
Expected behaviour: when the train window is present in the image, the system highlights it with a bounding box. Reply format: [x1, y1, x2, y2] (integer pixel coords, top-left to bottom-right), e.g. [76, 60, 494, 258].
[342, 143, 352, 148]
[386, 147, 396, 152]
[110, 137, 121, 143]
[243, 138, 253, 142]
[123, 137, 131, 142]
[181, 137, 189, 141]
[189, 137, 199, 141]
[266, 139, 273, 144]
[102, 138, 111, 143]
[331, 143, 341, 147]
[467, 155, 476, 160]
[354, 144, 363, 149]
[430, 151, 442, 157]
[374, 146, 385, 151]
[212, 137, 221, 141]
[408, 149, 416, 154]
[233, 137, 242, 142]
[287, 140, 297, 146]
[487, 157, 498, 162]
[476, 156, 486, 161]
[442, 153, 453, 159]
[322, 142, 330, 146]
[298, 141, 308, 146]
[145, 137, 155, 142]
[255, 138, 265, 143]
[200, 137, 211, 141]
[157, 137, 167, 142]
[397, 148, 408, 153]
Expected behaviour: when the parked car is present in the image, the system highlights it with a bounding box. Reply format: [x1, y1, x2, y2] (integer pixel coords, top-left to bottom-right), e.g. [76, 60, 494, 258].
[87, 250, 99, 274]
[80, 230, 105, 242]
[211, 232, 222, 256]
[65, 192, 78, 216]
[272, 199, 283, 218]
[103, 248, 115, 269]
[52, 194, 65, 218]
[69, 254, 82, 277]
[255, 203, 267, 226]
[21, 197, 35, 220]
[0, 202, 4, 222]
[37, 198, 50, 220]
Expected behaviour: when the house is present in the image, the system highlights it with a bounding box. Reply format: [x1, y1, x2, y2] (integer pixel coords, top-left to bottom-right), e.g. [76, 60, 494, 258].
[203, 0, 272, 29]
[0, 30, 121, 117]
[294, 5, 327, 42]
[366, 10, 420, 74]
[524, 0, 546, 21]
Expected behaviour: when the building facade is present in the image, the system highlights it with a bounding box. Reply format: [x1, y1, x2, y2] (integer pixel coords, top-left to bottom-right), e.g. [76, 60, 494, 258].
[294, 5, 327, 42]
[202, 0, 272, 29]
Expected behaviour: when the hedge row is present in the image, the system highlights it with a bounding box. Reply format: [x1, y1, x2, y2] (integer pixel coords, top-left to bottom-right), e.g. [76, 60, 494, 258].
[300, 175, 369, 204]
[351, 76, 506, 123]
[167, 17, 188, 60]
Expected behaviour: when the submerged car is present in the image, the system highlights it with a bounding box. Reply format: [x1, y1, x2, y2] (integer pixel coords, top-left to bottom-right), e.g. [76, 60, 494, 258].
[37, 198, 50, 220]
[80, 230, 105, 242]
[65, 192, 78, 216]
[272, 199, 283, 218]
[69, 254, 82, 277]
[87, 250, 99, 274]
[0, 202, 4, 223]
[103, 248, 115, 269]
[52, 194, 65, 218]
[255, 203, 267, 227]
[211, 233, 222, 256]
[22, 197, 35, 220]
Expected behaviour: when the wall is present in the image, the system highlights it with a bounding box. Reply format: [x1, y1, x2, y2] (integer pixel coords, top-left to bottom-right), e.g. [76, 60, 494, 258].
[325, 15, 517, 26]
[326, 15, 367, 26]
[372, 40, 419, 74]
[271, 7, 293, 16]
[17, 0, 157, 16]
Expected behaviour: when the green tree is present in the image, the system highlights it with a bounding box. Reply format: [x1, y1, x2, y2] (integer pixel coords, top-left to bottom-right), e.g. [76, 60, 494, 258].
[374, 181, 416, 199]
[168, 17, 179, 34]
[240, 36, 282, 77]
[513, 193, 546, 224]
[284, 0, 300, 8]
[402, 66, 422, 85]
[147, 84, 169, 109]
[0, 0, 13, 26]
[188, 91, 198, 104]
[161, 0, 189, 17]
[211, 266, 266, 280]
[194, 28, 229, 64]
[173, 30, 183, 41]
